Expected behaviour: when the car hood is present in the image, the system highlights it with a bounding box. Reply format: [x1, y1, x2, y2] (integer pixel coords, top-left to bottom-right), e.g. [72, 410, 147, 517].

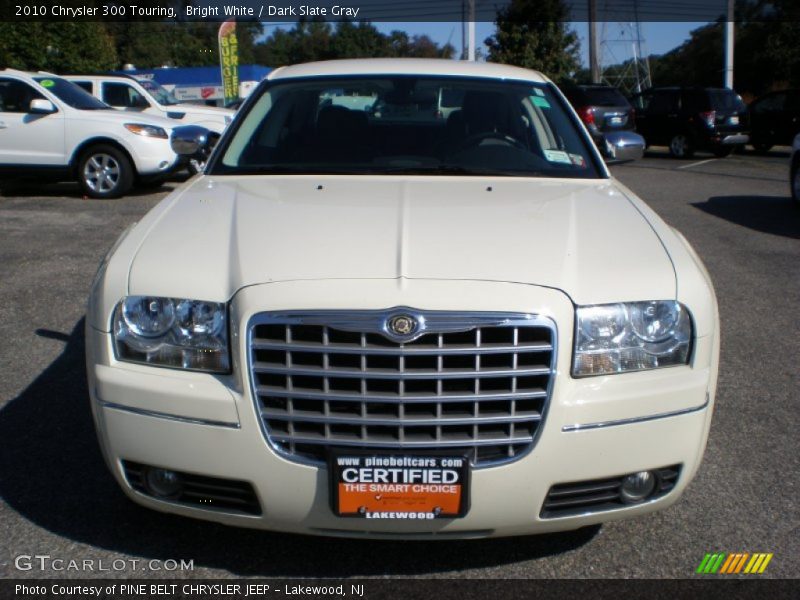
[128, 176, 675, 305]
[66, 107, 178, 129]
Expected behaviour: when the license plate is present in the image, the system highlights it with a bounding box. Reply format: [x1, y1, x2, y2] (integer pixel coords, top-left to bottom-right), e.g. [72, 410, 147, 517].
[330, 452, 469, 519]
[609, 116, 623, 125]
[729, 116, 740, 125]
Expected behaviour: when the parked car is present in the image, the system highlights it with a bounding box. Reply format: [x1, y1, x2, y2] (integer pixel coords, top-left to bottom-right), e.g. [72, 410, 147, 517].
[791, 133, 800, 206]
[562, 84, 636, 148]
[0, 69, 181, 198]
[631, 87, 749, 158]
[748, 89, 800, 152]
[86, 59, 719, 538]
[64, 74, 234, 134]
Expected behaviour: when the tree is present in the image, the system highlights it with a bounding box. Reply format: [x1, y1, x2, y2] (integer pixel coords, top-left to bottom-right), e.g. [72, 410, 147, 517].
[0, 22, 117, 72]
[485, 0, 580, 83]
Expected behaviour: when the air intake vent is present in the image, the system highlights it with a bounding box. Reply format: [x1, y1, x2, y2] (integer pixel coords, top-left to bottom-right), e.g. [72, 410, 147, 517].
[122, 461, 261, 516]
[541, 465, 681, 518]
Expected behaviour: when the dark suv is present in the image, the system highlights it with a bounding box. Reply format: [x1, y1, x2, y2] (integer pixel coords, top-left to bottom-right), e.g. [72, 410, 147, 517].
[563, 84, 635, 148]
[748, 89, 800, 152]
[631, 87, 749, 158]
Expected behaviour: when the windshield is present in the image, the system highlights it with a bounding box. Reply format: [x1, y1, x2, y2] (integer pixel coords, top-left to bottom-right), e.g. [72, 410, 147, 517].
[33, 77, 109, 110]
[213, 76, 601, 179]
[137, 79, 180, 106]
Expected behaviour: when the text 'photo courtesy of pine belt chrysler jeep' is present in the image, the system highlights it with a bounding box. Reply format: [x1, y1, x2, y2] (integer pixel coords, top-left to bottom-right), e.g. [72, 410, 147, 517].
[86, 59, 720, 539]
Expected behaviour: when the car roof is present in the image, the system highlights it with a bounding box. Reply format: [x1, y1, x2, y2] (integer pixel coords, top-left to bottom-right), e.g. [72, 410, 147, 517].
[63, 74, 140, 83]
[268, 58, 549, 84]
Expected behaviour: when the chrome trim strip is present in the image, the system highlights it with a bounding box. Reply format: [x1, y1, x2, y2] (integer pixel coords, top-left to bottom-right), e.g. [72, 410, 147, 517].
[252, 363, 552, 379]
[561, 400, 709, 433]
[252, 340, 553, 355]
[99, 400, 240, 429]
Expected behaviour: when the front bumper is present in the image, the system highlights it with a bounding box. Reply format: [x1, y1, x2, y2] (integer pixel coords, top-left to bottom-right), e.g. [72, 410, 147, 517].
[87, 279, 718, 538]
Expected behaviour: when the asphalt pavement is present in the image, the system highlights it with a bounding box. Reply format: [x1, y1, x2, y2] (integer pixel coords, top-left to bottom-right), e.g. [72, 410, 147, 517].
[0, 149, 797, 579]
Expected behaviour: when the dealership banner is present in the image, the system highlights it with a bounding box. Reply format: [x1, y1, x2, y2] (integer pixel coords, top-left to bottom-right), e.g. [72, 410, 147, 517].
[218, 19, 240, 106]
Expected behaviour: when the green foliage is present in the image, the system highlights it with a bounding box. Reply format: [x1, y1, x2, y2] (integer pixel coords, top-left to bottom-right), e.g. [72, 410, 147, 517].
[254, 20, 456, 66]
[484, 0, 580, 83]
[641, 1, 800, 95]
[0, 22, 117, 72]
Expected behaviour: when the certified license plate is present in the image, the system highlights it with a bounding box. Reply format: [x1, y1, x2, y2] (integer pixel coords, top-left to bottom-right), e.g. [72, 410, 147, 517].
[330, 453, 469, 519]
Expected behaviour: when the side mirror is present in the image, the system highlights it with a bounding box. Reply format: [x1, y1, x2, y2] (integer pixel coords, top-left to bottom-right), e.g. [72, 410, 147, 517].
[29, 99, 56, 114]
[602, 131, 645, 164]
[171, 125, 210, 156]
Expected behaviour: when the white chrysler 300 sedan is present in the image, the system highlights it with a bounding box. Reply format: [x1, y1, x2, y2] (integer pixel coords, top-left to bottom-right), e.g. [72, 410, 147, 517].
[86, 59, 719, 538]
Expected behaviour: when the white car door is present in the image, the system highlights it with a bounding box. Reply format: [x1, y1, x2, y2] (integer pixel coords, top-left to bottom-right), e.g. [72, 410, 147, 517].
[0, 77, 66, 166]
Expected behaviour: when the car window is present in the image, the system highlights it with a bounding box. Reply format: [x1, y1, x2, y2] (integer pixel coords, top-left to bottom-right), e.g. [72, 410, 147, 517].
[581, 87, 630, 107]
[137, 79, 181, 106]
[215, 76, 601, 179]
[32, 77, 108, 110]
[708, 90, 746, 112]
[752, 93, 786, 113]
[71, 81, 93, 94]
[102, 82, 149, 109]
[0, 78, 45, 113]
[646, 91, 679, 115]
[682, 90, 710, 113]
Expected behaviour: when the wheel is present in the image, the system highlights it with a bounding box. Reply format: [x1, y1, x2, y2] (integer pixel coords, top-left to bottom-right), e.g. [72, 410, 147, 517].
[791, 159, 800, 207]
[712, 146, 734, 158]
[78, 145, 133, 199]
[751, 141, 773, 153]
[668, 133, 695, 159]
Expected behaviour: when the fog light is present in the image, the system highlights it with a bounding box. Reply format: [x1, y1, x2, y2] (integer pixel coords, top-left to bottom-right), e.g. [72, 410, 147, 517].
[620, 471, 656, 504]
[144, 467, 183, 498]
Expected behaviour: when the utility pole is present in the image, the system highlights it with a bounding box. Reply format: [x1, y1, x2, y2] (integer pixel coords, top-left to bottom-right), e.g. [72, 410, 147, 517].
[724, 0, 734, 88]
[589, 0, 600, 83]
[467, 0, 476, 61]
[461, 0, 467, 60]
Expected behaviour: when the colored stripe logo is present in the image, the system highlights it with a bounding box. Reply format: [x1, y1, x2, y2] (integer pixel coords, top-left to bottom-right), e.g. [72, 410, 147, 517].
[696, 552, 773, 574]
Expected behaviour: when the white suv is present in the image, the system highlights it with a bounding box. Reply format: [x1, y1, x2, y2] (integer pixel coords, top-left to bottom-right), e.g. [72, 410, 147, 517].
[0, 70, 181, 198]
[65, 74, 234, 135]
[87, 59, 719, 538]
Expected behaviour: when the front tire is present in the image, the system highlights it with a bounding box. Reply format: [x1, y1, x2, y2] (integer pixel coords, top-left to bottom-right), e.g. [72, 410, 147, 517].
[78, 145, 133, 199]
[712, 146, 734, 158]
[669, 133, 695, 159]
[752, 141, 773, 153]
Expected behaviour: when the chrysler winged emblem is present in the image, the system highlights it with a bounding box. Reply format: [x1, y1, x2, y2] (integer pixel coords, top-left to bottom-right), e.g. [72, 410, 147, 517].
[387, 314, 418, 337]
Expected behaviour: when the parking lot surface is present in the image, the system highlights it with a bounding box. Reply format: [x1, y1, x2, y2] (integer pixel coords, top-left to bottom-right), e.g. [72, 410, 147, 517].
[0, 150, 797, 579]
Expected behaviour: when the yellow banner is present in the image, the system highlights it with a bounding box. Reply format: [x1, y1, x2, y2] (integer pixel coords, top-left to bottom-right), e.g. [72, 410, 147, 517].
[218, 19, 239, 106]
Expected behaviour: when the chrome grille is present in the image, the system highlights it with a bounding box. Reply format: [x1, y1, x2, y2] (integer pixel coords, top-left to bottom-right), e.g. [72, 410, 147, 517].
[247, 310, 556, 467]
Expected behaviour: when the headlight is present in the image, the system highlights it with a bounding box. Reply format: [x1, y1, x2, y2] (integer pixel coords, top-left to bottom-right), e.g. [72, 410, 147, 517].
[124, 123, 168, 139]
[113, 296, 229, 373]
[573, 301, 691, 377]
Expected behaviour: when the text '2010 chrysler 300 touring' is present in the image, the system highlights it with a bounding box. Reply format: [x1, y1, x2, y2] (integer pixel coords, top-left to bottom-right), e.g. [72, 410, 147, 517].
[86, 59, 719, 538]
